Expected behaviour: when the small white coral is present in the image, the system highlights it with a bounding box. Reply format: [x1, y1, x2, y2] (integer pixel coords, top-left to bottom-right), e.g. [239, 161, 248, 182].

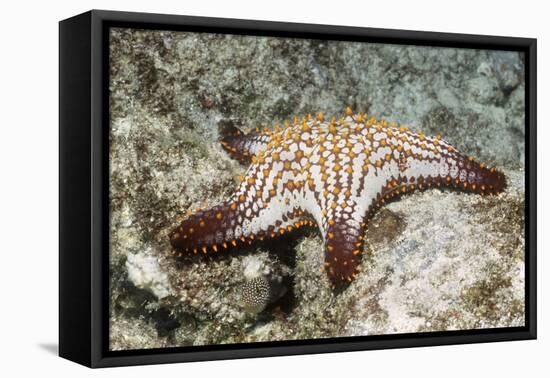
[126, 251, 172, 299]
[242, 255, 269, 280]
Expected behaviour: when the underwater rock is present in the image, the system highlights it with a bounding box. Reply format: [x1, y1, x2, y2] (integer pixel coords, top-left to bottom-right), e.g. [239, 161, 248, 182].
[109, 313, 170, 351]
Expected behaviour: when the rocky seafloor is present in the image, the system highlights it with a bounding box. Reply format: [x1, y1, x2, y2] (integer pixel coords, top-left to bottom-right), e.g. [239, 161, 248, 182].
[108, 28, 525, 350]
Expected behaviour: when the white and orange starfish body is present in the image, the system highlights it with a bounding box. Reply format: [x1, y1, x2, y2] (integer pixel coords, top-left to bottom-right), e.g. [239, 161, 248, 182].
[170, 108, 506, 287]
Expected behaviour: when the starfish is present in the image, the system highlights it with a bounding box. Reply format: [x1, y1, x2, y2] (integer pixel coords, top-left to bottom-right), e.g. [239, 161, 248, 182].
[169, 107, 506, 287]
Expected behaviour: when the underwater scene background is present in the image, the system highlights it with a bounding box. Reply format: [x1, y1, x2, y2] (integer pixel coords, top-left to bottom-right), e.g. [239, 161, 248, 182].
[108, 28, 525, 350]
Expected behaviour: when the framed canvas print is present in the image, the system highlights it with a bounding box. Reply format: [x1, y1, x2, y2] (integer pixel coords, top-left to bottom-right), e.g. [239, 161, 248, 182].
[59, 10, 536, 368]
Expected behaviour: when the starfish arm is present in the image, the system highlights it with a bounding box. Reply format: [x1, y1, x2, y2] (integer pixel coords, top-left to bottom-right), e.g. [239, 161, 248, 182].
[427, 146, 506, 194]
[395, 132, 507, 193]
[322, 207, 367, 286]
[170, 162, 306, 254]
[169, 200, 245, 255]
[361, 127, 506, 206]
[219, 122, 271, 164]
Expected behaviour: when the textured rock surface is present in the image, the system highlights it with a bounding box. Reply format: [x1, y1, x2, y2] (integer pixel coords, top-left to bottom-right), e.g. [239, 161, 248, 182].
[108, 28, 525, 350]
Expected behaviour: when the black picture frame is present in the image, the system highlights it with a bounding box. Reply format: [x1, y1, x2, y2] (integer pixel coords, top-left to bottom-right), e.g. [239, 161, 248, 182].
[59, 9, 537, 368]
